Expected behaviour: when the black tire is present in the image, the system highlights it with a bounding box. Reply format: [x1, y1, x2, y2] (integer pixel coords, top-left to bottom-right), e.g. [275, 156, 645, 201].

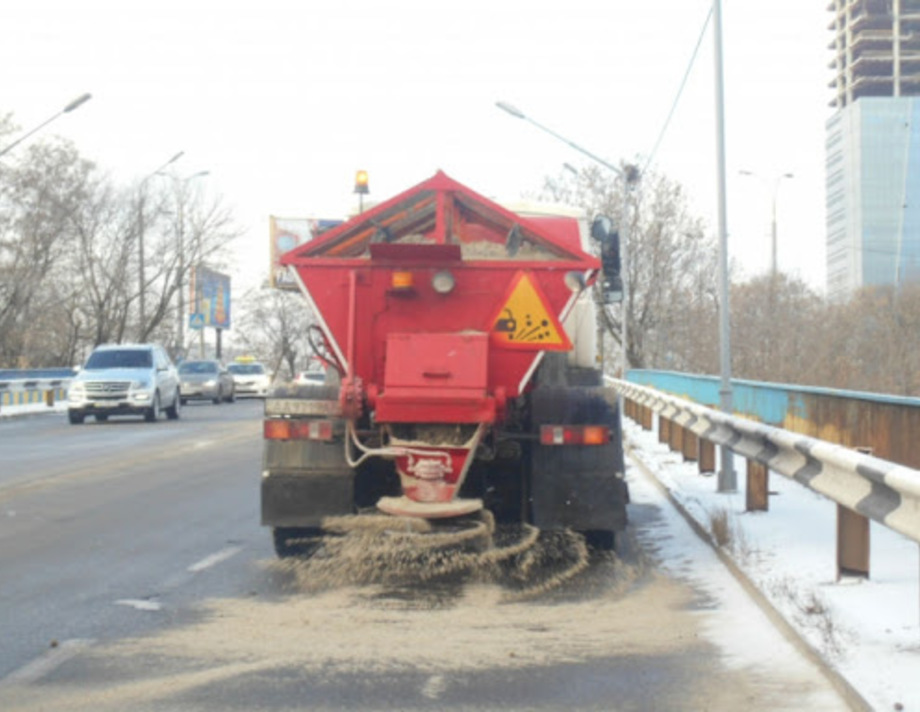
[272, 527, 324, 558]
[584, 529, 616, 551]
[144, 392, 161, 422]
[68, 410, 84, 425]
[180, 398, 188, 406]
[166, 390, 181, 420]
[95, 413, 109, 423]
[226, 388, 235, 403]
[212, 387, 222, 405]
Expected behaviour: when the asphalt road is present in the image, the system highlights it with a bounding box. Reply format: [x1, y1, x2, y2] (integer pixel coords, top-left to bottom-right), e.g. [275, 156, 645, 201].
[0, 402, 852, 711]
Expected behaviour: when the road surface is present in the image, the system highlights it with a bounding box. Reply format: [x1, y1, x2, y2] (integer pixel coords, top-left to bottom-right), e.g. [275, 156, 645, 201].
[0, 402, 852, 710]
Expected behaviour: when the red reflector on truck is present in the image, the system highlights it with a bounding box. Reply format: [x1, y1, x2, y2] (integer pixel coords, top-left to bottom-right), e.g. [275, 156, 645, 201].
[263, 419, 334, 441]
[540, 425, 610, 446]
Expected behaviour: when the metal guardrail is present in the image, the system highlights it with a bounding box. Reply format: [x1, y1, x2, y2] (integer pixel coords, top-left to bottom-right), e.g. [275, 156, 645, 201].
[0, 377, 72, 409]
[627, 369, 920, 470]
[610, 378, 920, 545]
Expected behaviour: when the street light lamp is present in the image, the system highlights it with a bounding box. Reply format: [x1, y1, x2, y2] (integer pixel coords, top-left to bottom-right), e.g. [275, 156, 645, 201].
[739, 169, 794, 278]
[496, 100, 639, 376]
[138, 151, 184, 340]
[0, 93, 92, 158]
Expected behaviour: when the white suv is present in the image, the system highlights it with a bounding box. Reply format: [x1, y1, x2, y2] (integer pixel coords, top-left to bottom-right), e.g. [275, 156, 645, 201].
[67, 344, 181, 424]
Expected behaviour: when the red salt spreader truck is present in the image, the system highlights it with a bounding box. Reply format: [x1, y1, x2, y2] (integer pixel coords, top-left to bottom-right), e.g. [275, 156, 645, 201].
[262, 172, 628, 557]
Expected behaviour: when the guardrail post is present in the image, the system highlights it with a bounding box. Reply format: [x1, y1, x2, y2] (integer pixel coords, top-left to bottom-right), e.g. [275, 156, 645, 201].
[659, 416, 670, 445]
[746, 460, 769, 511]
[682, 428, 699, 462]
[643, 406, 653, 430]
[699, 439, 715, 474]
[44, 389, 54, 406]
[834, 446, 872, 580]
[669, 421, 683, 453]
[836, 505, 870, 580]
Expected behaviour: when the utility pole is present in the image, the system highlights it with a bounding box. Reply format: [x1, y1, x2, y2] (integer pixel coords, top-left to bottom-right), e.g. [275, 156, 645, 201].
[137, 151, 184, 341]
[713, 0, 735, 493]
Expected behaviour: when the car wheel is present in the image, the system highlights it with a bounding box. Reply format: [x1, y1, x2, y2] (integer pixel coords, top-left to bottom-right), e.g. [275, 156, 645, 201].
[226, 388, 235, 403]
[180, 398, 188, 406]
[213, 387, 222, 405]
[95, 414, 109, 423]
[166, 389, 181, 420]
[68, 410, 84, 425]
[144, 392, 161, 422]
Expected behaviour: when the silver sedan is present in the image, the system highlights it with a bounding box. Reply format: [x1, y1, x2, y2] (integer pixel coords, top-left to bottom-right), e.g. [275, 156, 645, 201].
[177, 360, 235, 405]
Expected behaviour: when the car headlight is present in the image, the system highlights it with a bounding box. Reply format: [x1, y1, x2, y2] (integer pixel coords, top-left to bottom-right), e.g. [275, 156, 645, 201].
[131, 378, 151, 390]
[204, 379, 217, 387]
[69, 382, 85, 394]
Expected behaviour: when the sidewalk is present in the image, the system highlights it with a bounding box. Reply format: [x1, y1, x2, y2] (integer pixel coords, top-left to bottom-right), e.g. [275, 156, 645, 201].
[624, 418, 919, 711]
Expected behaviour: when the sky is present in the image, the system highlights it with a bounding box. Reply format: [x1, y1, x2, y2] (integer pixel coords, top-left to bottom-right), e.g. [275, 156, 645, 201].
[1, 0, 831, 294]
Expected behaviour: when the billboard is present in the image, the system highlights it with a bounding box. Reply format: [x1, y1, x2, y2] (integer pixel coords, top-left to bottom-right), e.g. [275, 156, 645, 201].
[269, 216, 342, 289]
[189, 265, 231, 330]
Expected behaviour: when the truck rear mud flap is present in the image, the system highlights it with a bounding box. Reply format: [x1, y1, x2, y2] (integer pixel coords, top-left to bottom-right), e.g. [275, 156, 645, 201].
[261, 469, 354, 528]
[529, 385, 629, 535]
[529, 468, 628, 532]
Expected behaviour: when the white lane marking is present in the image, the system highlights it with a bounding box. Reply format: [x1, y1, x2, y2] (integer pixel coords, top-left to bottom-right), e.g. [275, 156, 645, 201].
[421, 674, 448, 700]
[1, 639, 95, 686]
[187, 545, 242, 573]
[115, 599, 163, 611]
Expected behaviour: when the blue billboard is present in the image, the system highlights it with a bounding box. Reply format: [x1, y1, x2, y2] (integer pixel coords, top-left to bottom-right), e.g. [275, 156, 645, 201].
[189, 265, 231, 330]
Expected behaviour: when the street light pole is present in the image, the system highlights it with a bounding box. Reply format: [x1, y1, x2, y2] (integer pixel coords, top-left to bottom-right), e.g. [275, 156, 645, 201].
[739, 170, 794, 279]
[713, 0, 735, 493]
[138, 151, 184, 341]
[495, 101, 639, 377]
[0, 93, 92, 158]
[496, 101, 627, 177]
[165, 170, 209, 360]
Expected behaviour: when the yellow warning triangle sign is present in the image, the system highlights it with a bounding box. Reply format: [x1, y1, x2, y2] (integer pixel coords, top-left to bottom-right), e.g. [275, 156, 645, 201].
[490, 271, 572, 351]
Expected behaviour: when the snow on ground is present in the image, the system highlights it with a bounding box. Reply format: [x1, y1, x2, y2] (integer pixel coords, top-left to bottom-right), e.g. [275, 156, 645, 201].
[0, 402, 68, 418]
[624, 418, 920, 712]
[4, 402, 918, 708]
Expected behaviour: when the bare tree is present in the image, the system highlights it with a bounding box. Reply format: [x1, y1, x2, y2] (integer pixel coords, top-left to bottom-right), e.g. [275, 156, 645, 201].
[730, 273, 826, 384]
[139, 177, 241, 353]
[233, 286, 317, 380]
[0, 138, 93, 366]
[541, 164, 719, 372]
[808, 284, 920, 396]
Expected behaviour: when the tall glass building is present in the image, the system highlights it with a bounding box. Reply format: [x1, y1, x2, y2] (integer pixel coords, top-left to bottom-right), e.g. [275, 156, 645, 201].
[827, 0, 920, 301]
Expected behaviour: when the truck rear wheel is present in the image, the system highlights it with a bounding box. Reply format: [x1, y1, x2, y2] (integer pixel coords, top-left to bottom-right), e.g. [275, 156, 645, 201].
[273, 527, 324, 558]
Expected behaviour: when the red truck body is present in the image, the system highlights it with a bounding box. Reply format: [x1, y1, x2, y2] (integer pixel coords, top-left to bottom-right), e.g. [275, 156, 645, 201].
[264, 172, 627, 549]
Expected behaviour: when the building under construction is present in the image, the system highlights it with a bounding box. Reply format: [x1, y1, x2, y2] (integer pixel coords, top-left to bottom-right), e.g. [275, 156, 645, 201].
[829, 0, 920, 107]
[826, 0, 920, 301]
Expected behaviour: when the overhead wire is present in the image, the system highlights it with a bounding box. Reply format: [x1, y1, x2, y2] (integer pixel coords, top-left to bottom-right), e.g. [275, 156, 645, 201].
[642, 5, 715, 176]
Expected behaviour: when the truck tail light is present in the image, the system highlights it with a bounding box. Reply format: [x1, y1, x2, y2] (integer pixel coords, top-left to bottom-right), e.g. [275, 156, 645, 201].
[540, 425, 610, 446]
[264, 419, 334, 441]
[391, 270, 414, 290]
